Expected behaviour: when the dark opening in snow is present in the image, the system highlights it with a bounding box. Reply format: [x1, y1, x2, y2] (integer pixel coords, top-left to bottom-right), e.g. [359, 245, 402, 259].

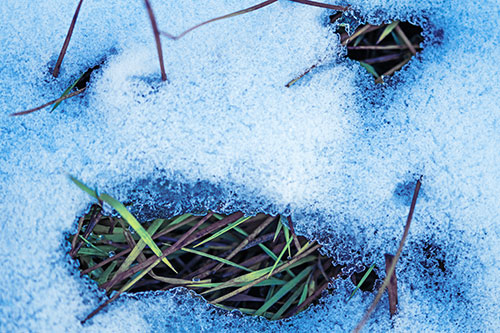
[334, 18, 424, 83]
[69, 207, 377, 321]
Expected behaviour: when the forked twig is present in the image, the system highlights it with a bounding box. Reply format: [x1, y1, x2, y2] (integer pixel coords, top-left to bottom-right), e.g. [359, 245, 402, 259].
[144, 0, 167, 81]
[353, 177, 422, 332]
[53, 0, 85, 77]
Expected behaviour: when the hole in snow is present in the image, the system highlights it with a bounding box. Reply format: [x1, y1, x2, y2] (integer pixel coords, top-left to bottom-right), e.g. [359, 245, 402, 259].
[69, 206, 375, 320]
[334, 17, 424, 83]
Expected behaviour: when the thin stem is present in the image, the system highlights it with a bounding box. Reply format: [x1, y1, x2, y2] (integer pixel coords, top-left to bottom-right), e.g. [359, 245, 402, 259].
[10, 88, 86, 116]
[144, 0, 167, 81]
[354, 177, 422, 333]
[160, 0, 278, 40]
[53, 0, 85, 77]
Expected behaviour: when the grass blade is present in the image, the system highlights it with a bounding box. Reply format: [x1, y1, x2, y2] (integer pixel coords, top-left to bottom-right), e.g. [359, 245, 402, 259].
[347, 263, 376, 301]
[51, 72, 86, 111]
[273, 218, 283, 241]
[180, 247, 253, 272]
[100, 193, 178, 273]
[271, 281, 305, 320]
[359, 62, 380, 79]
[69, 176, 99, 200]
[267, 236, 294, 278]
[377, 21, 399, 44]
[11, 88, 86, 116]
[194, 216, 250, 248]
[254, 266, 313, 316]
[113, 219, 165, 278]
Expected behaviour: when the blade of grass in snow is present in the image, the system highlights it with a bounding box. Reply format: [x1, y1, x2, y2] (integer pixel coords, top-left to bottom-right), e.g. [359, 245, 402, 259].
[194, 217, 250, 248]
[96, 261, 118, 285]
[377, 21, 400, 44]
[51, 72, 86, 111]
[113, 219, 165, 279]
[271, 282, 305, 320]
[283, 224, 292, 258]
[254, 266, 313, 316]
[78, 235, 107, 255]
[268, 236, 294, 278]
[180, 247, 253, 272]
[100, 193, 178, 273]
[273, 217, 283, 241]
[299, 273, 313, 305]
[348, 263, 376, 301]
[70, 176, 177, 273]
[359, 61, 380, 78]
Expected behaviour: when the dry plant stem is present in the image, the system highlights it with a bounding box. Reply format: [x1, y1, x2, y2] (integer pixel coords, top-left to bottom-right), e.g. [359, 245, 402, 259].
[160, 0, 278, 40]
[394, 25, 417, 55]
[10, 88, 86, 116]
[144, 0, 167, 81]
[384, 254, 398, 317]
[287, 216, 302, 251]
[353, 177, 422, 333]
[347, 45, 421, 51]
[53, 0, 84, 77]
[290, 0, 349, 11]
[70, 216, 85, 257]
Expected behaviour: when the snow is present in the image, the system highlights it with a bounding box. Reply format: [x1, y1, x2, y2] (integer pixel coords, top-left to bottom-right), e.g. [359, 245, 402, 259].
[1, 0, 499, 331]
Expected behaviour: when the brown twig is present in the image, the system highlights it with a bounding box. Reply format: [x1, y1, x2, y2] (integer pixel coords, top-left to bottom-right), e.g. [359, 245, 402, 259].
[353, 177, 422, 333]
[384, 254, 398, 317]
[144, 0, 167, 81]
[10, 88, 86, 116]
[53, 0, 85, 77]
[290, 0, 349, 11]
[160, 0, 278, 40]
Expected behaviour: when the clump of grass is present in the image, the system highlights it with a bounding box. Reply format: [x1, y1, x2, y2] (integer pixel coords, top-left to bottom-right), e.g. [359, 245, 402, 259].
[69, 177, 382, 323]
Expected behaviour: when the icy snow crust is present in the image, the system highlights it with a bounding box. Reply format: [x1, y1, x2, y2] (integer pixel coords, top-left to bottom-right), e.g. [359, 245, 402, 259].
[0, 0, 499, 331]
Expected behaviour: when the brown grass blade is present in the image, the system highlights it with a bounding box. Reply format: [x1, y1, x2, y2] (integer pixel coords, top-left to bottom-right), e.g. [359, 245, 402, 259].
[10, 88, 86, 116]
[353, 177, 422, 333]
[394, 25, 417, 55]
[53, 0, 85, 77]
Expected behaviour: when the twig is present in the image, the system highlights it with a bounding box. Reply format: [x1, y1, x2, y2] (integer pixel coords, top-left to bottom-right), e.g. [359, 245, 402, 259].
[353, 177, 422, 333]
[160, 0, 278, 40]
[144, 0, 167, 81]
[53, 0, 85, 77]
[384, 254, 398, 317]
[10, 88, 86, 116]
[290, 0, 349, 11]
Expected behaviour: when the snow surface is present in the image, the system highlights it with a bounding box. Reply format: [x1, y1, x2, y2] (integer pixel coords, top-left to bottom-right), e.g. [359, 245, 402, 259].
[1, 0, 499, 331]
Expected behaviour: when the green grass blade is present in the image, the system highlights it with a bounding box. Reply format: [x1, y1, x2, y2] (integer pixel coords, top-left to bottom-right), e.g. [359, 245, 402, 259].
[194, 216, 250, 248]
[377, 21, 400, 44]
[51, 71, 85, 111]
[283, 223, 292, 258]
[96, 261, 118, 285]
[299, 273, 313, 305]
[359, 62, 380, 78]
[69, 176, 99, 200]
[271, 281, 304, 320]
[180, 247, 253, 272]
[113, 219, 165, 278]
[99, 193, 178, 273]
[267, 236, 294, 278]
[348, 263, 376, 301]
[254, 266, 313, 316]
[78, 235, 107, 255]
[273, 218, 283, 241]
[167, 213, 192, 226]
